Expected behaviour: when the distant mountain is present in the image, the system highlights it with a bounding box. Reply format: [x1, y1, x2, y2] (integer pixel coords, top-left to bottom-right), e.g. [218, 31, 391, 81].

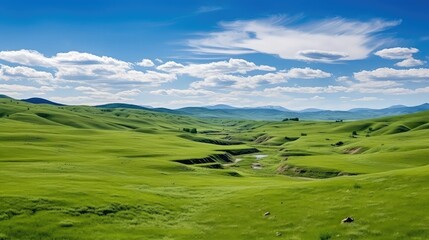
[0, 94, 12, 99]
[177, 103, 429, 121]
[349, 108, 373, 112]
[298, 108, 324, 113]
[386, 104, 407, 109]
[205, 104, 291, 111]
[177, 107, 297, 120]
[22, 97, 65, 106]
[248, 105, 291, 111]
[205, 104, 237, 110]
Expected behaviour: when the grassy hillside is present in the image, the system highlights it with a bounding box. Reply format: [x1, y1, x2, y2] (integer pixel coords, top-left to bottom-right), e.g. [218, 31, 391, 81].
[0, 98, 428, 239]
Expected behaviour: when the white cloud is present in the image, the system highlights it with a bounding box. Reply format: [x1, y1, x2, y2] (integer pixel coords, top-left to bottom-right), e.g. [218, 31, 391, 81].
[0, 50, 176, 86]
[395, 58, 424, 67]
[374, 47, 425, 68]
[186, 67, 330, 89]
[0, 64, 54, 84]
[352, 96, 382, 101]
[136, 59, 155, 67]
[0, 83, 54, 97]
[157, 58, 275, 78]
[311, 95, 325, 100]
[50, 96, 93, 105]
[151, 88, 215, 96]
[415, 86, 429, 93]
[374, 47, 418, 59]
[0, 83, 38, 92]
[190, 72, 288, 89]
[260, 86, 348, 96]
[188, 16, 400, 62]
[354, 67, 429, 82]
[285, 67, 331, 79]
[74, 86, 142, 102]
[0, 49, 52, 67]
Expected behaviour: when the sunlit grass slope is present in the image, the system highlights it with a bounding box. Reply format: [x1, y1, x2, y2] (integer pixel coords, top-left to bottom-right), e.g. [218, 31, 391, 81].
[0, 98, 428, 239]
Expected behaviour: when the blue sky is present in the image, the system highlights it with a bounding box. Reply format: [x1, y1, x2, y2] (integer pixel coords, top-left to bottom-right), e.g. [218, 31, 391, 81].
[0, 0, 428, 110]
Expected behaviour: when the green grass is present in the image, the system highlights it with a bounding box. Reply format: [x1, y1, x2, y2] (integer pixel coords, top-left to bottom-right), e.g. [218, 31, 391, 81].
[0, 98, 428, 239]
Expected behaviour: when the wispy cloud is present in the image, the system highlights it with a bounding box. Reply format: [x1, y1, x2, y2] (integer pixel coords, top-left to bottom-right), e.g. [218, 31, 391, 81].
[187, 16, 400, 62]
[196, 6, 223, 14]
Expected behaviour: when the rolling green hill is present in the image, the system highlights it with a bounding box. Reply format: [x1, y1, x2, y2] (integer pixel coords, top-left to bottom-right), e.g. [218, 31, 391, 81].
[17, 97, 429, 121]
[0, 98, 428, 239]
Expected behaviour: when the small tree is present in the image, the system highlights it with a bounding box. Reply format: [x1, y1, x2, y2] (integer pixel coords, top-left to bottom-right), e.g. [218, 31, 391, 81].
[190, 128, 197, 134]
[352, 131, 358, 136]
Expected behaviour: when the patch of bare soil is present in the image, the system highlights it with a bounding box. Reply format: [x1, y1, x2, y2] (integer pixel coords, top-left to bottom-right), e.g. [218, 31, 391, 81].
[343, 147, 363, 154]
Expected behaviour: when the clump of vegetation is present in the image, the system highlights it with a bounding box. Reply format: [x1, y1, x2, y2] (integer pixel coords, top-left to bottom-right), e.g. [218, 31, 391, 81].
[332, 141, 344, 146]
[319, 233, 332, 240]
[182, 128, 197, 133]
[59, 220, 74, 228]
[282, 117, 299, 121]
[301, 133, 307, 136]
[284, 136, 299, 142]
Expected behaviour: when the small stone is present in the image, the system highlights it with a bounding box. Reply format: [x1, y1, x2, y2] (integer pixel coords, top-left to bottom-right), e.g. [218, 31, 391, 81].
[264, 211, 270, 216]
[276, 231, 282, 236]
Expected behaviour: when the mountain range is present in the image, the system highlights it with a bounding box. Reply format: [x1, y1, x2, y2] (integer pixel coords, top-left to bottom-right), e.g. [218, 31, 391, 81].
[2, 95, 427, 121]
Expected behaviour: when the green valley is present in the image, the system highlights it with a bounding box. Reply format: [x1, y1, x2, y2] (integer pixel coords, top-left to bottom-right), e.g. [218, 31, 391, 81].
[0, 98, 428, 239]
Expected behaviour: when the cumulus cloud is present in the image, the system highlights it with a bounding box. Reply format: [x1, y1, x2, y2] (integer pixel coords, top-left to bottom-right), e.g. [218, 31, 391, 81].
[157, 58, 275, 78]
[0, 83, 54, 97]
[395, 58, 424, 67]
[74, 86, 142, 102]
[190, 72, 288, 89]
[354, 67, 429, 82]
[0, 83, 38, 92]
[186, 67, 331, 89]
[0, 50, 331, 91]
[136, 59, 155, 67]
[285, 67, 331, 79]
[187, 16, 400, 62]
[151, 88, 215, 96]
[0, 49, 52, 67]
[374, 47, 418, 59]
[0, 64, 54, 83]
[260, 85, 348, 95]
[0, 50, 176, 86]
[374, 47, 425, 67]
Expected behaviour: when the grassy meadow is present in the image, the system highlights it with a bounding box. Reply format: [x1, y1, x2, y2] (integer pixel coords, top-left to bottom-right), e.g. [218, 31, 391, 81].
[0, 97, 428, 239]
